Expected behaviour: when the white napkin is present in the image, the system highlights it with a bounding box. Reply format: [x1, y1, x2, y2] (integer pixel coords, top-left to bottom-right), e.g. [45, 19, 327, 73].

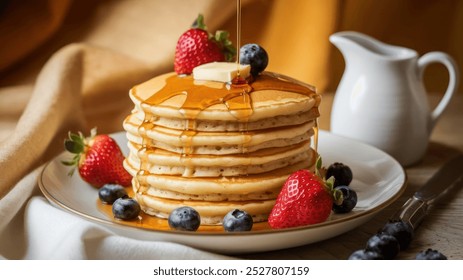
[0, 166, 232, 260]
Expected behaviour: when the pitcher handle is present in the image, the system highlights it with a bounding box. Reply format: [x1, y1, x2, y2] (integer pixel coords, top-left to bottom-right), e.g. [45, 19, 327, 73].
[418, 52, 459, 128]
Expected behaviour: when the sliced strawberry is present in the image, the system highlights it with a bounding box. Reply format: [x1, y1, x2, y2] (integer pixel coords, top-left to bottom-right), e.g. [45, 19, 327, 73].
[62, 128, 132, 188]
[174, 14, 236, 74]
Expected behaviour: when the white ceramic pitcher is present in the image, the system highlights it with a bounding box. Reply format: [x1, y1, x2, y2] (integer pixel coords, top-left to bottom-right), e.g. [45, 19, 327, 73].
[330, 31, 459, 166]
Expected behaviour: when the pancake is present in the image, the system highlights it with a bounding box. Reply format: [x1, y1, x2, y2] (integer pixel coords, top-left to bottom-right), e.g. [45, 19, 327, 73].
[129, 106, 320, 132]
[123, 69, 320, 225]
[129, 72, 320, 122]
[135, 193, 275, 225]
[125, 140, 315, 177]
[125, 157, 315, 198]
[123, 113, 314, 155]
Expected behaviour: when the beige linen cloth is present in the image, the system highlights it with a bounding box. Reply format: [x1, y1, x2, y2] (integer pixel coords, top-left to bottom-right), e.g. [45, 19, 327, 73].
[0, 0, 241, 259]
[0, 43, 232, 259]
[1, 0, 461, 259]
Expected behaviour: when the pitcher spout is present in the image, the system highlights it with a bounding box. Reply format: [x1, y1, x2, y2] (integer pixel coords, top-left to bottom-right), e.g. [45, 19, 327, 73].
[330, 31, 416, 62]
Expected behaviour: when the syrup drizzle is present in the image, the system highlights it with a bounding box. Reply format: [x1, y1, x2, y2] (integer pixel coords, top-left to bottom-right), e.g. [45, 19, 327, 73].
[137, 73, 317, 161]
[236, 0, 242, 77]
[144, 75, 253, 121]
[313, 119, 319, 153]
[137, 73, 318, 157]
[143, 73, 315, 116]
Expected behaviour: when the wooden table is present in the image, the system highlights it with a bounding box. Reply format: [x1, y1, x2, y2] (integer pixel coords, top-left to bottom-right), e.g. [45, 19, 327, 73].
[240, 93, 463, 260]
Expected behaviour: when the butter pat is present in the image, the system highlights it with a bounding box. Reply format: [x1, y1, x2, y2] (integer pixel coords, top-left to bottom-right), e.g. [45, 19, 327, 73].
[193, 62, 251, 83]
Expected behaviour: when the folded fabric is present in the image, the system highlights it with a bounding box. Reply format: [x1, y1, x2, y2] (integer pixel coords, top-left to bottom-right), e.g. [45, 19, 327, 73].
[0, 43, 155, 199]
[0, 167, 231, 259]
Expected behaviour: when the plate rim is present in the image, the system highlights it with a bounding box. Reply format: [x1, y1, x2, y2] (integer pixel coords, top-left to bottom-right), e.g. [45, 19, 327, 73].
[38, 130, 407, 237]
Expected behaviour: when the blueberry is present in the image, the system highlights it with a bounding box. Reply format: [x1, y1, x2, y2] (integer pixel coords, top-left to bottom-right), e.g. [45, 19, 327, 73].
[222, 209, 253, 232]
[348, 249, 384, 260]
[326, 162, 353, 187]
[112, 197, 141, 220]
[380, 220, 414, 250]
[332, 185, 357, 213]
[365, 233, 400, 259]
[415, 248, 448, 260]
[98, 184, 128, 204]
[168, 206, 201, 231]
[239, 44, 268, 77]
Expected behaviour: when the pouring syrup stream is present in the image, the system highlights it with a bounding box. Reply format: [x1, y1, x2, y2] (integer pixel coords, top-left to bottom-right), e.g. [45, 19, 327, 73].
[236, 0, 242, 78]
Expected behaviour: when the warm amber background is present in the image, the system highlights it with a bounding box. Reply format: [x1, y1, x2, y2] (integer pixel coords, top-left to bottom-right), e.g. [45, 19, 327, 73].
[1, 1, 462, 258]
[1, 0, 461, 93]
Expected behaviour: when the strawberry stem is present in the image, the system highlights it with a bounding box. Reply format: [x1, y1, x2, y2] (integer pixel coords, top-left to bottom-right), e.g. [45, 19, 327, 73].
[214, 30, 236, 61]
[333, 188, 344, 205]
[191, 14, 237, 62]
[62, 127, 98, 176]
[192, 14, 206, 30]
[315, 156, 323, 178]
[315, 156, 344, 205]
[64, 135, 84, 154]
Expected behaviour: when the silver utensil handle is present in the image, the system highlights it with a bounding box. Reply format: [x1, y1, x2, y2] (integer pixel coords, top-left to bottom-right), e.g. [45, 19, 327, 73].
[394, 197, 428, 230]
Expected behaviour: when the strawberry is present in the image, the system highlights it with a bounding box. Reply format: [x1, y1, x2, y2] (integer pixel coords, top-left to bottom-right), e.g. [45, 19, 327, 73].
[62, 128, 132, 188]
[174, 14, 236, 74]
[268, 158, 342, 229]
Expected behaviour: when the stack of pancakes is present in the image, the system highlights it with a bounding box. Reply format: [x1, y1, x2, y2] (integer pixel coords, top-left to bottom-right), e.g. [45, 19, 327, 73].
[123, 71, 321, 225]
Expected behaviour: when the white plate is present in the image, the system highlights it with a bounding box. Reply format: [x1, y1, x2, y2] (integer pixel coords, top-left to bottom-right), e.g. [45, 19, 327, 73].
[39, 130, 406, 254]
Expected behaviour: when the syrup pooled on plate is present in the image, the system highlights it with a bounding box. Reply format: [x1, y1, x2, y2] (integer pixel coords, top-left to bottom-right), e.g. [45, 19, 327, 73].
[97, 187, 271, 232]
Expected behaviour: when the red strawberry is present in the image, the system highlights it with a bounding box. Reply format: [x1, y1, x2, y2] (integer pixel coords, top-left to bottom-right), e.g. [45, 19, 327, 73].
[174, 14, 236, 74]
[268, 159, 342, 229]
[62, 128, 132, 188]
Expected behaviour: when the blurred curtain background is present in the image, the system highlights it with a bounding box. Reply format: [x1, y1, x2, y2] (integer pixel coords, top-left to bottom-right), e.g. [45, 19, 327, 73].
[1, 0, 461, 92]
[0, 0, 462, 145]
